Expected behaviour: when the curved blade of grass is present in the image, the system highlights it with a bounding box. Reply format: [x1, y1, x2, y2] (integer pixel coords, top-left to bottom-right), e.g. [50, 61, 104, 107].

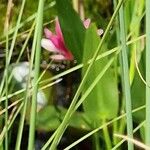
[129, 0, 144, 85]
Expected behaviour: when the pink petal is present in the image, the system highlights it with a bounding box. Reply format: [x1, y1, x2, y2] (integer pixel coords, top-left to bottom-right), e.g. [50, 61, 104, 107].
[55, 18, 64, 42]
[51, 52, 73, 60]
[50, 35, 64, 51]
[44, 28, 53, 39]
[50, 34, 70, 56]
[83, 19, 91, 29]
[41, 38, 60, 53]
[64, 50, 74, 60]
[50, 54, 66, 60]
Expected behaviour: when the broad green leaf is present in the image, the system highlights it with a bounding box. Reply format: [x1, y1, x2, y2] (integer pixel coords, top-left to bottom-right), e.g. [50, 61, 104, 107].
[36, 106, 90, 131]
[36, 106, 60, 131]
[82, 24, 118, 125]
[55, 0, 85, 63]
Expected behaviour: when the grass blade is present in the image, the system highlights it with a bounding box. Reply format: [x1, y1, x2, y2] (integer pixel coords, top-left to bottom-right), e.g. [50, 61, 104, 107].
[145, 0, 150, 146]
[119, 3, 133, 150]
[27, 0, 45, 149]
[4, 4, 9, 150]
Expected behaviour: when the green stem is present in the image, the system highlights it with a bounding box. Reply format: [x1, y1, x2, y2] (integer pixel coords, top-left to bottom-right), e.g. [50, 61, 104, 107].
[113, 121, 118, 145]
[103, 120, 112, 150]
[92, 122, 100, 150]
[4, 15, 9, 150]
[119, 3, 133, 150]
[27, 0, 45, 149]
[118, 117, 126, 135]
[93, 132, 100, 150]
[113, 0, 120, 145]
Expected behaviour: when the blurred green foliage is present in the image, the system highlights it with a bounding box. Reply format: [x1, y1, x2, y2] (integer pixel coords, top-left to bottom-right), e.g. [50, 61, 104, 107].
[84, 0, 113, 28]
[0, 0, 146, 149]
[0, 0, 56, 35]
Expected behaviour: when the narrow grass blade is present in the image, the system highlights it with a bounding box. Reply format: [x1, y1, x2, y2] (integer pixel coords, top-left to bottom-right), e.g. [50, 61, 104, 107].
[119, 3, 133, 150]
[145, 0, 150, 146]
[4, 8, 9, 150]
[27, 0, 45, 149]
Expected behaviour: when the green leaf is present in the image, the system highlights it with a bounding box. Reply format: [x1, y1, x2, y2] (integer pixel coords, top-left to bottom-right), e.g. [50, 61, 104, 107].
[82, 24, 118, 125]
[59, 107, 91, 131]
[36, 106, 90, 131]
[55, 0, 85, 63]
[36, 106, 60, 131]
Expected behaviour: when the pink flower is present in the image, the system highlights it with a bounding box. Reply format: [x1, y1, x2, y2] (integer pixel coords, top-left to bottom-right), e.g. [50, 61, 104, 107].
[41, 18, 73, 60]
[41, 18, 103, 60]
